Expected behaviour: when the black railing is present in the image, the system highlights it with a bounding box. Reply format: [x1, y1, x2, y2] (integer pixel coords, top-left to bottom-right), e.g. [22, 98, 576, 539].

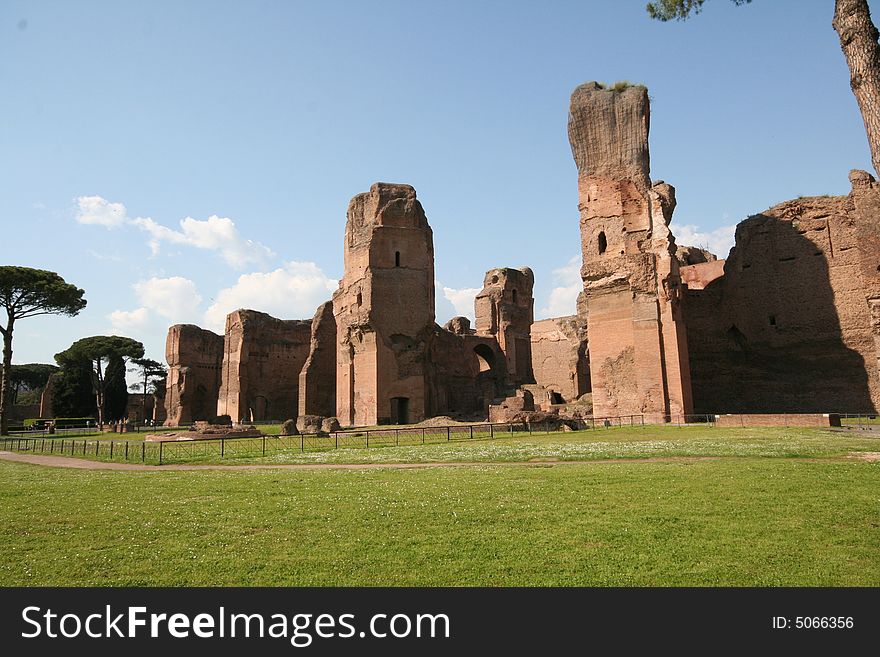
[0, 414, 710, 465]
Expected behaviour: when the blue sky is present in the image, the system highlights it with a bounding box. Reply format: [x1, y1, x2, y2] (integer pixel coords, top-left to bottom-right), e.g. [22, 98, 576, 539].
[2, 0, 875, 369]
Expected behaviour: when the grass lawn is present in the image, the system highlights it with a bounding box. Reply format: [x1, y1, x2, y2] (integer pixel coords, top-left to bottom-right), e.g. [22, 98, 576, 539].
[0, 427, 878, 586]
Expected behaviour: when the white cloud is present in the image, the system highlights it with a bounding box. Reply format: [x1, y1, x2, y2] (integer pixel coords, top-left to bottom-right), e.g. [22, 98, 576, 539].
[75, 195, 128, 227]
[203, 261, 338, 332]
[74, 194, 274, 269]
[441, 286, 481, 323]
[539, 255, 581, 319]
[131, 215, 274, 268]
[673, 222, 737, 259]
[134, 276, 202, 323]
[108, 307, 150, 333]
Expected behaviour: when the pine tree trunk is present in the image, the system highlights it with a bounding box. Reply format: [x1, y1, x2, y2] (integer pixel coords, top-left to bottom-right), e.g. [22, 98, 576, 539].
[834, 0, 880, 177]
[0, 321, 13, 436]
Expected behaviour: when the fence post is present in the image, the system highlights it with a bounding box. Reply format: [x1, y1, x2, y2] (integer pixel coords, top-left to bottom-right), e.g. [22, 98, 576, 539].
[302, 434, 305, 452]
[221, 437, 225, 458]
[447, 426, 450, 441]
[470, 425, 474, 440]
[110, 441, 114, 459]
[335, 432, 338, 449]
[96, 440, 100, 456]
[83, 440, 86, 455]
[159, 441, 163, 465]
[490, 424, 494, 439]
[396, 428, 399, 446]
[366, 431, 369, 449]
[125, 441, 129, 461]
[142, 442, 145, 462]
[262, 435, 266, 456]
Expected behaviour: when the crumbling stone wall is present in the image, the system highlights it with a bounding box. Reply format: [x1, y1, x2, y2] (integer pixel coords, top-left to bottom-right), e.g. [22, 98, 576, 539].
[475, 267, 535, 387]
[425, 326, 509, 418]
[530, 315, 589, 404]
[164, 324, 224, 426]
[298, 301, 337, 418]
[684, 172, 880, 413]
[568, 81, 693, 421]
[217, 309, 311, 422]
[333, 183, 435, 426]
[679, 259, 725, 290]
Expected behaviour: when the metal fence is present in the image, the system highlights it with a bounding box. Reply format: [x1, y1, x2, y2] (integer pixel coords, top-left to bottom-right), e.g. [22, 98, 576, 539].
[0, 414, 721, 465]
[837, 413, 880, 428]
[0, 413, 726, 465]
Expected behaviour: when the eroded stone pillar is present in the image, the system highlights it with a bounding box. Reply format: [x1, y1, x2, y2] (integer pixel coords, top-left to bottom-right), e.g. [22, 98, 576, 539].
[569, 81, 692, 421]
[164, 324, 224, 426]
[298, 301, 337, 418]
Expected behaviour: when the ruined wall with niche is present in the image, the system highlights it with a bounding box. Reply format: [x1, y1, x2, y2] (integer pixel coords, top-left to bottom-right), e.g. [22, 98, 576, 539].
[530, 315, 589, 404]
[475, 267, 535, 387]
[426, 317, 509, 419]
[333, 183, 436, 426]
[568, 81, 692, 421]
[164, 324, 224, 425]
[684, 171, 880, 413]
[217, 309, 312, 422]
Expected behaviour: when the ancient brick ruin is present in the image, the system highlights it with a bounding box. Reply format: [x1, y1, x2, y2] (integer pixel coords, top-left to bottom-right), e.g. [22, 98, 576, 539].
[475, 268, 535, 388]
[162, 80, 880, 426]
[164, 324, 224, 426]
[568, 82, 692, 421]
[530, 316, 589, 406]
[217, 310, 311, 423]
[684, 172, 880, 414]
[332, 183, 436, 426]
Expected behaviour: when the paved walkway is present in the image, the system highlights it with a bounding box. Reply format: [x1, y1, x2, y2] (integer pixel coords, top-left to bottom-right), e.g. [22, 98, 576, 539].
[0, 450, 719, 472]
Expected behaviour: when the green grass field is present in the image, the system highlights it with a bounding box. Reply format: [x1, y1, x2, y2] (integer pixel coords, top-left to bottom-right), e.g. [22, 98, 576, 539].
[0, 426, 878, 586]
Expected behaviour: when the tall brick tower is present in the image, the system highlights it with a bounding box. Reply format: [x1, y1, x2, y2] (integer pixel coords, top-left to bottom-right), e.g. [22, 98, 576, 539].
[333, 183, 435, 426]
[568, 82, 693, 421]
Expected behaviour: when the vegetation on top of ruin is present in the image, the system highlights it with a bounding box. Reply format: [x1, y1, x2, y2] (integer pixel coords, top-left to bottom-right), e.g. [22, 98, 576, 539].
[595, 80, 645, 93]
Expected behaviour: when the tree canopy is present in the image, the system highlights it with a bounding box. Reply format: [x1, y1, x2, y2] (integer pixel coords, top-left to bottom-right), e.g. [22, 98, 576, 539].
[646, 0, 751, 21]
[52, 360, 96, 419]
[9, 363, 59, 404]
[129, 357, 167, 424]
[0, 266, 86, 434]
[0, 266, 87, 324]
[55, 335, 144, 426]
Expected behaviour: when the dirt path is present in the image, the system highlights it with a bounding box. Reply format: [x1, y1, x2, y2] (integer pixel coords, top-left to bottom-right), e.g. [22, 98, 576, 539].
[0, 450, 720, 472]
